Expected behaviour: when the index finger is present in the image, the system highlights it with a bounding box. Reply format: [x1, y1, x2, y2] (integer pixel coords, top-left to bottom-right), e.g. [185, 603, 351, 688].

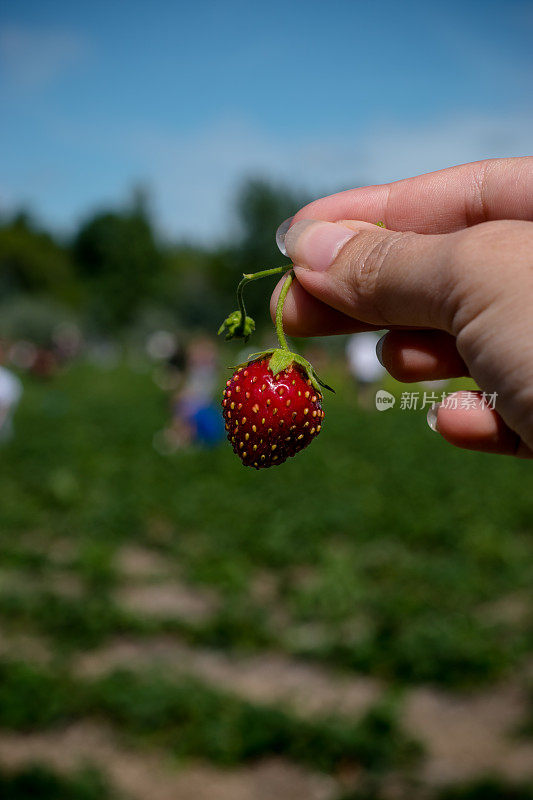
[292, 157, 533, 234]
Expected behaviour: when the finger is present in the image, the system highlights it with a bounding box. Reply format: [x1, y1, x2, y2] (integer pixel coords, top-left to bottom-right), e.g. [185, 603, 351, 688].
[270, 275, 383, 337]
[286, 157, 533, 235]
[427, 392, 533, 458]
[284, 218, 455, 330]
[378, 330, 468, 382]
[270, 273, 424, 338]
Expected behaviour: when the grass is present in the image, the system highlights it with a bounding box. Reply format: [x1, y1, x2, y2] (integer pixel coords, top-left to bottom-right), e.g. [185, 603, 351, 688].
[436, 776, 533, 800]
[0, 357, 532, 795]
[94, 669, 420, 772]
[0, 661, 79, 729]
[0, 659, 421, 774]
[0, 360, 531, 686]
[337, 776, 533, 800]
[0, 764, 114, 800]
[0, 590, 141, 651]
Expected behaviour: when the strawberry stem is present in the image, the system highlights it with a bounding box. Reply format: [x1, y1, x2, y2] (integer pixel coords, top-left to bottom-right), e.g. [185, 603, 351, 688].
[236, 266, 286, 335]
[275, 269, 294, 352]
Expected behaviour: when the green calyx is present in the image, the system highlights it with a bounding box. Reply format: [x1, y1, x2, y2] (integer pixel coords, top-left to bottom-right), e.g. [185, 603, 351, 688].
[240, 347, 334, 393]
[217, 310, 256, 342]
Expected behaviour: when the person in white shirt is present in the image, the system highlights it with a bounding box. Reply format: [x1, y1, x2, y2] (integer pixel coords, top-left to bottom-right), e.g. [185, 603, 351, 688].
[0, 366, 22, 441]
[346, 332, 385, 408]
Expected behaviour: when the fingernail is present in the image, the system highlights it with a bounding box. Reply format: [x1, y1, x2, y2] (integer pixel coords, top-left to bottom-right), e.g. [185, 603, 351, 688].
[276, 216, 294, 256]
[284, 219, 355, 271]
[376, 334, 386, 367]
[427, 404, 441, 432]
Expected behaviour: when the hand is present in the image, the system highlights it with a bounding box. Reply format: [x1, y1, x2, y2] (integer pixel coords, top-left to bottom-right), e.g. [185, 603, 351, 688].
[271, 157, 533, 457]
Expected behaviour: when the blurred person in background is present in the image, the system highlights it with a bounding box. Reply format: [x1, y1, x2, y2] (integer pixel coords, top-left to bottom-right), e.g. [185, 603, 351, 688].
[30, 346, 59, 379]
[0, 362, 22, 442]
[148, 330, 186, 392]
[52, 322, 83, 366]
[155, 336, 224, 453]
[346, 331, 385, 408]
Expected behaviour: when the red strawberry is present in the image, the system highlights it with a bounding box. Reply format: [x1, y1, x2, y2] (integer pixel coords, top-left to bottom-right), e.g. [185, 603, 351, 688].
[222, 357, 324, 469]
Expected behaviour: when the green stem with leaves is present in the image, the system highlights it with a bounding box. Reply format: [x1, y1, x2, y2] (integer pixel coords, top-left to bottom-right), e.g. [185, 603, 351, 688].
[225, 264, 334, 393]
[236, 266, 286, 332]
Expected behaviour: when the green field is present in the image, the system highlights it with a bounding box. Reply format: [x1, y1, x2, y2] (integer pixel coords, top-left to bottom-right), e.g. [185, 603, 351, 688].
[0, 358, 532, 799]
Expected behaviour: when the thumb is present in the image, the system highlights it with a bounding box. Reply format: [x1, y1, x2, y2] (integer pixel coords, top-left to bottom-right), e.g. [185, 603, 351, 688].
[284, 219, 454, 330]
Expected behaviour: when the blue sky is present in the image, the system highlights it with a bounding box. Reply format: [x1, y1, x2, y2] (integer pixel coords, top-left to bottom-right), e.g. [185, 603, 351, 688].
[1, 0, 532, 242]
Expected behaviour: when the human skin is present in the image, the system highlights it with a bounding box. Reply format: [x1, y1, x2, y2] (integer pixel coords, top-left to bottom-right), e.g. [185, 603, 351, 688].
[270, 157, 533, 457]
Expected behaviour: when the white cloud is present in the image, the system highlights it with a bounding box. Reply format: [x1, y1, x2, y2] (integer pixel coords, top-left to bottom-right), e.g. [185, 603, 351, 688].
[126, 111, 533, 242]
[358, 112, 533, 185]
[1, 109, 531, 242]
[0, 24, 88, 90]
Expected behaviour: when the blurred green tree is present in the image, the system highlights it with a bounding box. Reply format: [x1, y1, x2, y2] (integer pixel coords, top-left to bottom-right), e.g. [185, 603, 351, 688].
[234, 176, 309, 272]
[1, 179, 314, 337]
[73, 191, 162, 330]
[214, 178, 311, 329]
[152, 179, 311, 334]
[0, 296, 75, 348]
[154, 243, 220, 331]
[0, 212, 78, 305]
